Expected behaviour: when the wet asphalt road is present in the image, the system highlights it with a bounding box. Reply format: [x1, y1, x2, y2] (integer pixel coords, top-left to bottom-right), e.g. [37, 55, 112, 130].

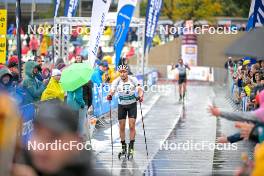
[93, 83, 254, 176]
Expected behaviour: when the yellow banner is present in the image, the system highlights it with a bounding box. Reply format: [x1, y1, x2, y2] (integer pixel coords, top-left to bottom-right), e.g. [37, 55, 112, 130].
[0, 9, 7, 35]
[0, 37, 6, 64]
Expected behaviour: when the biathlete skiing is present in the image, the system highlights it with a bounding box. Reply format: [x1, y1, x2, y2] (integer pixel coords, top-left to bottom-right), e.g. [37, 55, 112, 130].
[107, 64, 144, 159]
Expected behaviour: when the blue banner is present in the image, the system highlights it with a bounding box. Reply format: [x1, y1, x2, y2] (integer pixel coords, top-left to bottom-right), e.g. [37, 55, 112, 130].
[54, 0, 60, 17]
[144, 0, 163, 55]
[244, 0, 264, 63]
[246, 0, 264, 31]
[64, 0, 79, 17]
[92, 85, 118, 117]
[114, 4, 135, 69]
[20, 104, 35, 145]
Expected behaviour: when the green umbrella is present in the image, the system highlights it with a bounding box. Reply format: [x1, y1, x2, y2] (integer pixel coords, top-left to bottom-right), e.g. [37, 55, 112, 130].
[60, 63, 94, 91]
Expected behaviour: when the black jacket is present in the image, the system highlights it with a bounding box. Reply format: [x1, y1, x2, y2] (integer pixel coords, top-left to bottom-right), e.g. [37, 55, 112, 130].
[83, 80, 93, 108]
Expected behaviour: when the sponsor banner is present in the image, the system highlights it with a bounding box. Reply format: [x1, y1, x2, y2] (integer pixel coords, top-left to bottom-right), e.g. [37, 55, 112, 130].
[167, 66, 214, 82]
[64, 0, 79, 17]
[246, 0, 264, 30]
[20, 104, 35, 145]
[181, 44, 198, 66]
[54, 0, 61, 17]
[92, 85, 118, 117]
[88, 0, 111, 67]
[0, 9, 7, 35]
[0, 37, 6, 64]
[144, 0, 163, 54]
[114, 0, 137, 68]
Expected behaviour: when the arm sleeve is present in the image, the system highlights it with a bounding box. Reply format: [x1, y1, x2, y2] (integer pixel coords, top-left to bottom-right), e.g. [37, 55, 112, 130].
[111, 78, 119, 92]
[220, 111, 260, 123]
[227, 133, 243, 143]
[131, 76, 143, 92]
[131, 76, 139, 86]
[24, 80, 45, 99]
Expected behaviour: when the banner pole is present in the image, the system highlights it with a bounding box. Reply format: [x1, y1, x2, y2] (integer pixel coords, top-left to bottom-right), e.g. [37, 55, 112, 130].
[16, 0, 22, 81]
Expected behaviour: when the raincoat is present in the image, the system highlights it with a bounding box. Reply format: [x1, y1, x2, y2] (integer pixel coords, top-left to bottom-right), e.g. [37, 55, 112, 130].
[102, 56, 119, 83]
[22, 61, 45, 104]
[252, 142, 264, 176]
[41, 77, 64, 102]
[0, 68, 25, 106]
[67, 87, 85, 111]
[91, 67, 104, 86]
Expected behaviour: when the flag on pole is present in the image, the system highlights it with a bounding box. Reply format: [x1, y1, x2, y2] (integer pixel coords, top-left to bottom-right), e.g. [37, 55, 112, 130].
[144, 0, 162, 55]
[88, 0, 112, 67]
[246, 0, 264, 31]
[16, 0, 23, 81]
[114, 0, 137, 68]
[54, 0, 61, 17]
[64, 0, 79, 17]
[243, 0, 264, 61]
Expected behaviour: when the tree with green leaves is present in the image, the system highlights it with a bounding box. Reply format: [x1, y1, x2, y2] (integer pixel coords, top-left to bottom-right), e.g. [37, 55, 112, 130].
[162, 0, 222, 22]
[219, 0, 251, 18]
[140, 0, 251, 21]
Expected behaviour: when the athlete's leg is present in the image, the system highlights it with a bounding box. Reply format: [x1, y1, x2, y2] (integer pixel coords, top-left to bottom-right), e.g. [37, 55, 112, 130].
[118, 118, 127, 157]
[119, 119, 126, 141]
[128, 118, 136, 141]
[128, 117, 136, 155]
[128, 102, 137, 151]
[182, 82, 187, 98]
[179, 83, 183, 100]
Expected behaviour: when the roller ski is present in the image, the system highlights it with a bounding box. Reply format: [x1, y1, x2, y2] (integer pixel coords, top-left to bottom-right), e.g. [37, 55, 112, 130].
[127, 144, 134, 160]
[118, 143, 127, 160]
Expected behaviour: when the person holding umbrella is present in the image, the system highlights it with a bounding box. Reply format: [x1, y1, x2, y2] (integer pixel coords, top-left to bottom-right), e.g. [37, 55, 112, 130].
[66, 86, 85, 111]
[60, 63, 94, 138]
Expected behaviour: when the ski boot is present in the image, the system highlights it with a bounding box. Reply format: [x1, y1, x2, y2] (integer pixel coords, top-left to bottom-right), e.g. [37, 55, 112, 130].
[118, 143, 127, 160]
[127, 145, 134, 160]
[179, 95, 182, 103]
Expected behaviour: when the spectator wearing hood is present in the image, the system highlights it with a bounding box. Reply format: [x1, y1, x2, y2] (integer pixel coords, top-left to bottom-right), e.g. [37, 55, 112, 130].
[66, 87, 85, 111]
[102, 56, 119, 83]
[0, 66, 25, 105]
[22, 61, 46, 104]
[41, 69, 64, 102]
[0, 67, 14, 91]
[66, 85, 86, 137]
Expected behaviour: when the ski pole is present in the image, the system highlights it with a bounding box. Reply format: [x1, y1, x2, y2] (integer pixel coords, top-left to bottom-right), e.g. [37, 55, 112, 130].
[139, 102, 149, 158]
[109, 100, 113, 158]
